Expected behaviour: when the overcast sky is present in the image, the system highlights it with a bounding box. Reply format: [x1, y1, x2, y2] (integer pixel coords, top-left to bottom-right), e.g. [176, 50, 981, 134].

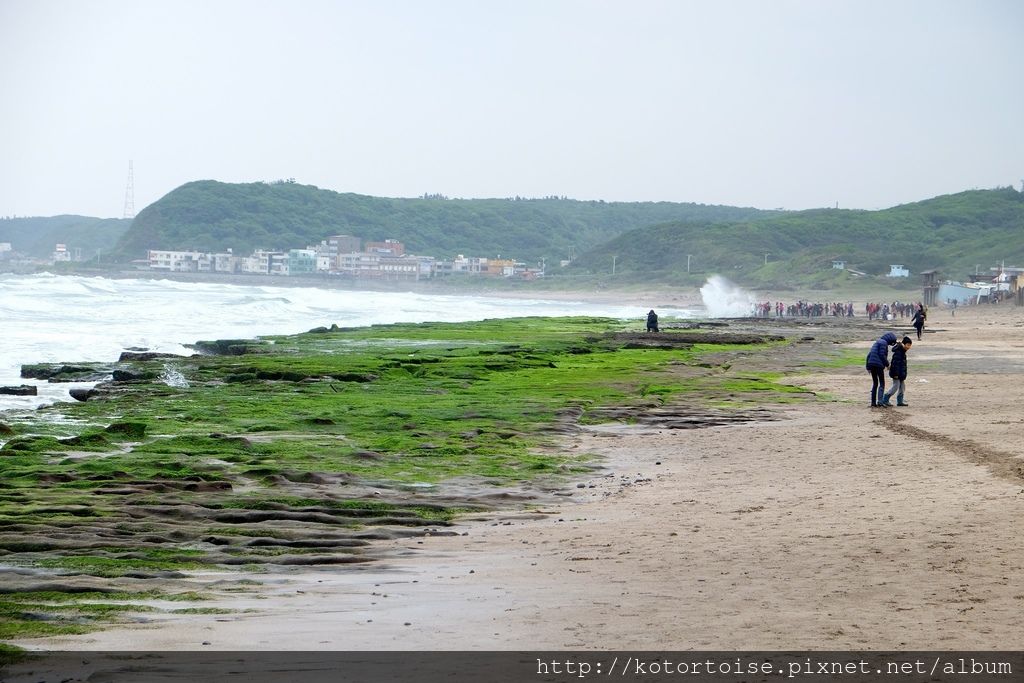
[2, 0, 1022, 218]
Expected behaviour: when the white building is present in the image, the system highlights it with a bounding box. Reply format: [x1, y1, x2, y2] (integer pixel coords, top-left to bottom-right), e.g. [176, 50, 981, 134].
[247, 250, 287, 275]
[887, 264, 910, 278]
[266, 252, 289, 276]
[148, 250, 212, 272]
[937, 281, 993, 304]
[315, 255, 333, 272]
[212, 252, 236, 273]
[52, 243, 71, 262]
[337, 252, 380, 275]
[452, 255, 487, 273]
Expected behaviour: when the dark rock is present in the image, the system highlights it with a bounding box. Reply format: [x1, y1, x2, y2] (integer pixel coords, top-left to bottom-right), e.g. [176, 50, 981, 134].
[328, 372, 377, 382]
[118, 351, 183, 362]
[36, 473, 74, 483]
[104, 422, 147, 439]
[281, 470, 332, 484]
[354, 450, 383, 460]
[60, 432, 110, 447]
[69, 388, 94, 402]
[21, 363, 110, 382]
[188, 339, 265, 356]
[112, 369, 156, 382]
[0, 385, 37, 396]
[209, 433, 253, 448]
[255, 370, 308, 382]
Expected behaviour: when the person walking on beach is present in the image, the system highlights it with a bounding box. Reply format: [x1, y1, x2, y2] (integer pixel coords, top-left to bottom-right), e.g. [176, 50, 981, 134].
[881, 336, 912, 406]
[911, 304, 926, 340]
[866, 331, 898, 407]
[646, 309, 659, 333]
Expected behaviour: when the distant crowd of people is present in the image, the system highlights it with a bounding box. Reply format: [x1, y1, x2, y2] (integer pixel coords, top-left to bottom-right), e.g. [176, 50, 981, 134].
[865, 301, 919, 320]
[748, 300, 931, 320]
[752, 301, 856, 318]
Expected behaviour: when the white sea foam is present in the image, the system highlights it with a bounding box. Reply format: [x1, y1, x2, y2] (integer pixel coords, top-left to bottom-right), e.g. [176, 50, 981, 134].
[0, 273, 696, 411]
[699, 275, 755, 318]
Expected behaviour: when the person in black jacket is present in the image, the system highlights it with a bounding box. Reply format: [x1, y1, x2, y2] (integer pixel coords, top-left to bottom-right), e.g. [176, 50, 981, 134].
[865, 331, 897, 407]
[881, 336, 912, 406]
[911, 304, 926, 340]
[646, 310, 659, 333]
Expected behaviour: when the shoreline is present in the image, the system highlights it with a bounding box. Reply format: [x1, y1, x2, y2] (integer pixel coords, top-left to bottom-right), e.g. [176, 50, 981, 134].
[7, 305, 1024, 650]
[10, 267, 929, 310]
[20, 268, 685, 307]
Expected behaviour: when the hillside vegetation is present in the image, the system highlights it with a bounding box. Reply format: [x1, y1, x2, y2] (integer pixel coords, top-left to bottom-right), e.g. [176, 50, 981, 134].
[0, 216, 131, 259]
[114, 180, 769, 262]
[565, 188, 1024, 287]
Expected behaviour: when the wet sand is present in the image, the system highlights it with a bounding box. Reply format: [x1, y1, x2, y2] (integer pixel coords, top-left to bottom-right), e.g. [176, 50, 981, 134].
[16, 303, 1024, 650]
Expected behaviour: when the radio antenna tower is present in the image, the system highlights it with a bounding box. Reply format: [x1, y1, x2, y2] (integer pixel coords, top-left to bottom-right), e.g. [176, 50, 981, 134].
[122, 160, 136, 219]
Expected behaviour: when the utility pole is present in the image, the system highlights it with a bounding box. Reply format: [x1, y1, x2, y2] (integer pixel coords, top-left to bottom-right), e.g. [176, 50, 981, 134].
[611, 255, 617, 276]
[764, 252, 770, 265]
[686, 254, 692, 274]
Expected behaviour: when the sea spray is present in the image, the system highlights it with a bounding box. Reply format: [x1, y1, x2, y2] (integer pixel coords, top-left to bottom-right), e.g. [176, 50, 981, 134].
[160, 364, 190, 388]
[699, 275, 755, 317]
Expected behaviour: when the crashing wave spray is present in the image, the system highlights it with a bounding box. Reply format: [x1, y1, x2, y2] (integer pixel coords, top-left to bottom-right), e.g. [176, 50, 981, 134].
[160, 364, 190, 388]
[699, 275, 755, 318]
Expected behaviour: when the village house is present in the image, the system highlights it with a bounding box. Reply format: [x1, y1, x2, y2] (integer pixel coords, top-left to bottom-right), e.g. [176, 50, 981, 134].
[144, 236, 526, 281]
[365, 239, 404, 256]
[287, 249, 317, 275]
[52, 244, 72, 262]
[451, 255, 487, 274]
[485, 258, 517, 277]
[148, 249, 212, 272]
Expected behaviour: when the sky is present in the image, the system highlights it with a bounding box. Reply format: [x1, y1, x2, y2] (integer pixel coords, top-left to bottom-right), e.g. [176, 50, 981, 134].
[1, 0, 1022, 218]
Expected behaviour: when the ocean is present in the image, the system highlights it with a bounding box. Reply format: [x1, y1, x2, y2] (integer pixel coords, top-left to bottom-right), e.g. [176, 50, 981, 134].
[0, 273, 693, 413]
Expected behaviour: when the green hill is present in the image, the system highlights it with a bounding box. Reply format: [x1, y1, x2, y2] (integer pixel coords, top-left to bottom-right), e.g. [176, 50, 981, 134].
[114, 180, 770, 262]
[0, 215, 131, 259]
[564, 187, 1024, 287]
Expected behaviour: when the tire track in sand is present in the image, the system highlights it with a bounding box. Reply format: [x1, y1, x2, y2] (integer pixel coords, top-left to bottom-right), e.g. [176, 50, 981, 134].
[877, 409, 1024, 482]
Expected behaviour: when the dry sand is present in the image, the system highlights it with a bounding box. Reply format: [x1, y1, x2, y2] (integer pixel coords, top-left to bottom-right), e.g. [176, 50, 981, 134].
[17, 303, 1024, 651]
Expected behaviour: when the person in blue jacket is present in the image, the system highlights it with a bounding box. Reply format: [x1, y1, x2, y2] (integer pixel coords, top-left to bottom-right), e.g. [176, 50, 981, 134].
[865, 331, 898, 407]
[880, 336, 912, 406]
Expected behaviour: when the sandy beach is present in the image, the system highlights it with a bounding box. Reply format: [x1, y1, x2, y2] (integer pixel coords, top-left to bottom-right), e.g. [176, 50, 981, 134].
[14, 302, 1024, 651]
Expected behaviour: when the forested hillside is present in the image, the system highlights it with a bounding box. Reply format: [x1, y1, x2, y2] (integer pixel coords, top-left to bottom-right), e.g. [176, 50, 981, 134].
[0, 216, 131, 259]
[114, 180, 770, 261]
[566, 188, 1024, 287]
